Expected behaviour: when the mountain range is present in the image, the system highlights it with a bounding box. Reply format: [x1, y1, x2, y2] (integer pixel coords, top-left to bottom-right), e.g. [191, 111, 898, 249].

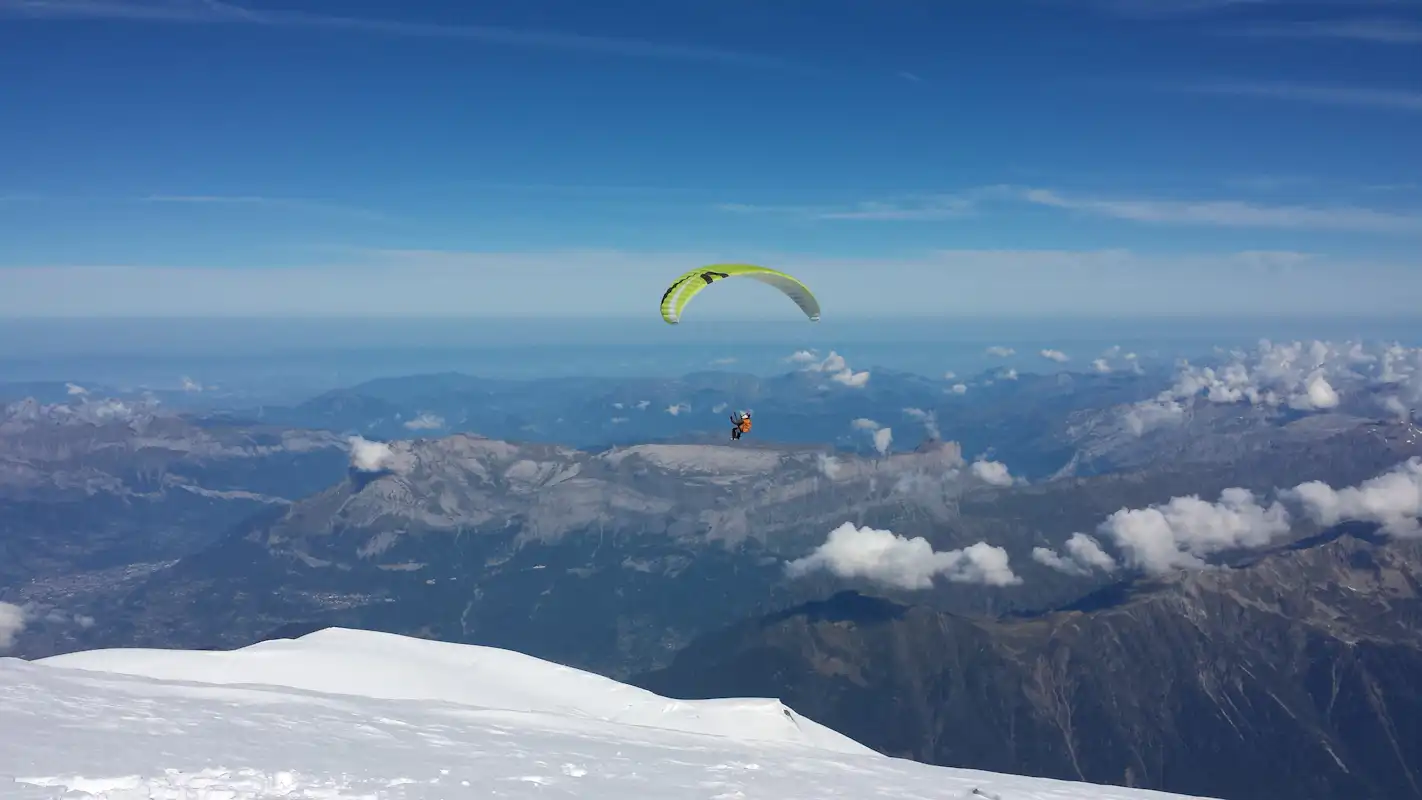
[4, 342, 1422, 800]
[635, 529, 1422, 800]
[33, 396, 1422, 681]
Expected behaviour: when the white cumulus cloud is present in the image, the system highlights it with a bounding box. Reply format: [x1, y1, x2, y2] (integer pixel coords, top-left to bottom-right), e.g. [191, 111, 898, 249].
[347, 435, 412, 474]
[1285, 457, 1422, 538]
[1041, 349, 1070, 362]
[872, 427, 893, 455]
[849, 418, 892, 455]
[903, 407, 941, 439]
[0, 602, 26, 651]
[1090, 345, 1144, 376]
[792, 349, 870, 387]
[986, 346, 1015, 357]
[1124, 398, 1186, 436]
[949, 383, 968, 395]
[1099, 487, 1292, 574]
[403, 412, 445, 430]
[1042, 458, 1422, 579]
[827, 356, 871, 388]
[64, 383, 87, 395]
[1298, 371, 1341, 410]
[1123, 339, 1422, 433]
[1032, 533, 1119, 577]
[785, 522, 1022, 589]
[1032, 547, 1085, 576]
[665, 402, 691, 416]
[970, 459, 1015, 487]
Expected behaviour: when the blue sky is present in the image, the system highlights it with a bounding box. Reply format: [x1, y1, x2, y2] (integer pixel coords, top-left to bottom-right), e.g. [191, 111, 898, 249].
[1, 0, 1420, 318]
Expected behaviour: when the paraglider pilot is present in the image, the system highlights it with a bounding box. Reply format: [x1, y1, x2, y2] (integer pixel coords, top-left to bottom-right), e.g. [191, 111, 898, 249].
[730, 410, 752, 440]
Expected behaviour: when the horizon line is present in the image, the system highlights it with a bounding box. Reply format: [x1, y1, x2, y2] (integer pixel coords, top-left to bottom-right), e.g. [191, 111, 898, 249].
[3, 311, 1422, 323]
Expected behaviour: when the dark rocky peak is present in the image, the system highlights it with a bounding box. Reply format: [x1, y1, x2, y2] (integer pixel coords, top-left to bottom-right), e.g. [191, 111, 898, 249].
[634, 526, 1422, 800]
[1042, 527, 1422, 640]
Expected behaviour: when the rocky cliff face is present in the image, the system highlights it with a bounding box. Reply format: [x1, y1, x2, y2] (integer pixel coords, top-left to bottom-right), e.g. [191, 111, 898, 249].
[633, 531, 1422, 800]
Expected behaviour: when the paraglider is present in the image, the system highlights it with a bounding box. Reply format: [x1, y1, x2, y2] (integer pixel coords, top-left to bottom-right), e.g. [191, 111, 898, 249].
[730, 410, 752, 441]
[659, 264, 820, 324]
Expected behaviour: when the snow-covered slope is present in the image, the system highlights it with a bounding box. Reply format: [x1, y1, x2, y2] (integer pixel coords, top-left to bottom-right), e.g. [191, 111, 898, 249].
[2, 628, 1214, 799]
[35, 627, 865, 754]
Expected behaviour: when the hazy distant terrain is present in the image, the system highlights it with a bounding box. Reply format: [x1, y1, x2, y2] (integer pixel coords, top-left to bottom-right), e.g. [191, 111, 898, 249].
[3, 331, 1422, 800]
[0, 395, 351, 653]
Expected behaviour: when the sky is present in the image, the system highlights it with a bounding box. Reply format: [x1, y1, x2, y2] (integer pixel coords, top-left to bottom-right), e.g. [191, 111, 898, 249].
[1, 0, 1421, 319]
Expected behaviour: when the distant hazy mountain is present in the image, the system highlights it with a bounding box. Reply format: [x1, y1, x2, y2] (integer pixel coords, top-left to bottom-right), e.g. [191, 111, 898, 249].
[633, 529, 1422, 800]
[0, 396, 350, 654]
[7, 341, 1420, 800]
[1053, 339, 1422, 476]
[51, 409, 1421, 675]
[64, 435, 980, 671]
[233, 365, 1171, 479]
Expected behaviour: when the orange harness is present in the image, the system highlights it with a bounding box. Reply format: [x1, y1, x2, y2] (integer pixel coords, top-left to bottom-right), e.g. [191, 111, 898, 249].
[739, 418, 752, 432]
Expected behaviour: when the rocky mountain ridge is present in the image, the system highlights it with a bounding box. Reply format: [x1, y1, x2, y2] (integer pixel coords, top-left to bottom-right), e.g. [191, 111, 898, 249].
[44, 414, 1422, 674]
[634, 530, 1422, 800]
[234, 365, 1172, 478]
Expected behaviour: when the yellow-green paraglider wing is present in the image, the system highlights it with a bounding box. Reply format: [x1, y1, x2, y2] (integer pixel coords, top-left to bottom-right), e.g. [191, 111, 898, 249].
[659, 264, 820, 324]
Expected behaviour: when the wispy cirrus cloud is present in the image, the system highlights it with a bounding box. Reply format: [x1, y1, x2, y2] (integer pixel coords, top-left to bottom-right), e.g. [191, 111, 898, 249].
[0, 0, 792, 70]
[1230, 18, 1422, 43]
[720, 184, 1422, 235]
[817, 197, 974, 221]
[1222, 174, 1317, 193]
[1016, 186, 1422, 234]
[716, 193, 977, 222]
[1183, 80, 1422, 112]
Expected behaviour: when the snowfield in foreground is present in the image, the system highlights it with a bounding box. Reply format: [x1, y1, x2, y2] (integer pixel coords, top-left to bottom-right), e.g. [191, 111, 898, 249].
[2, 628, 1212, 799]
